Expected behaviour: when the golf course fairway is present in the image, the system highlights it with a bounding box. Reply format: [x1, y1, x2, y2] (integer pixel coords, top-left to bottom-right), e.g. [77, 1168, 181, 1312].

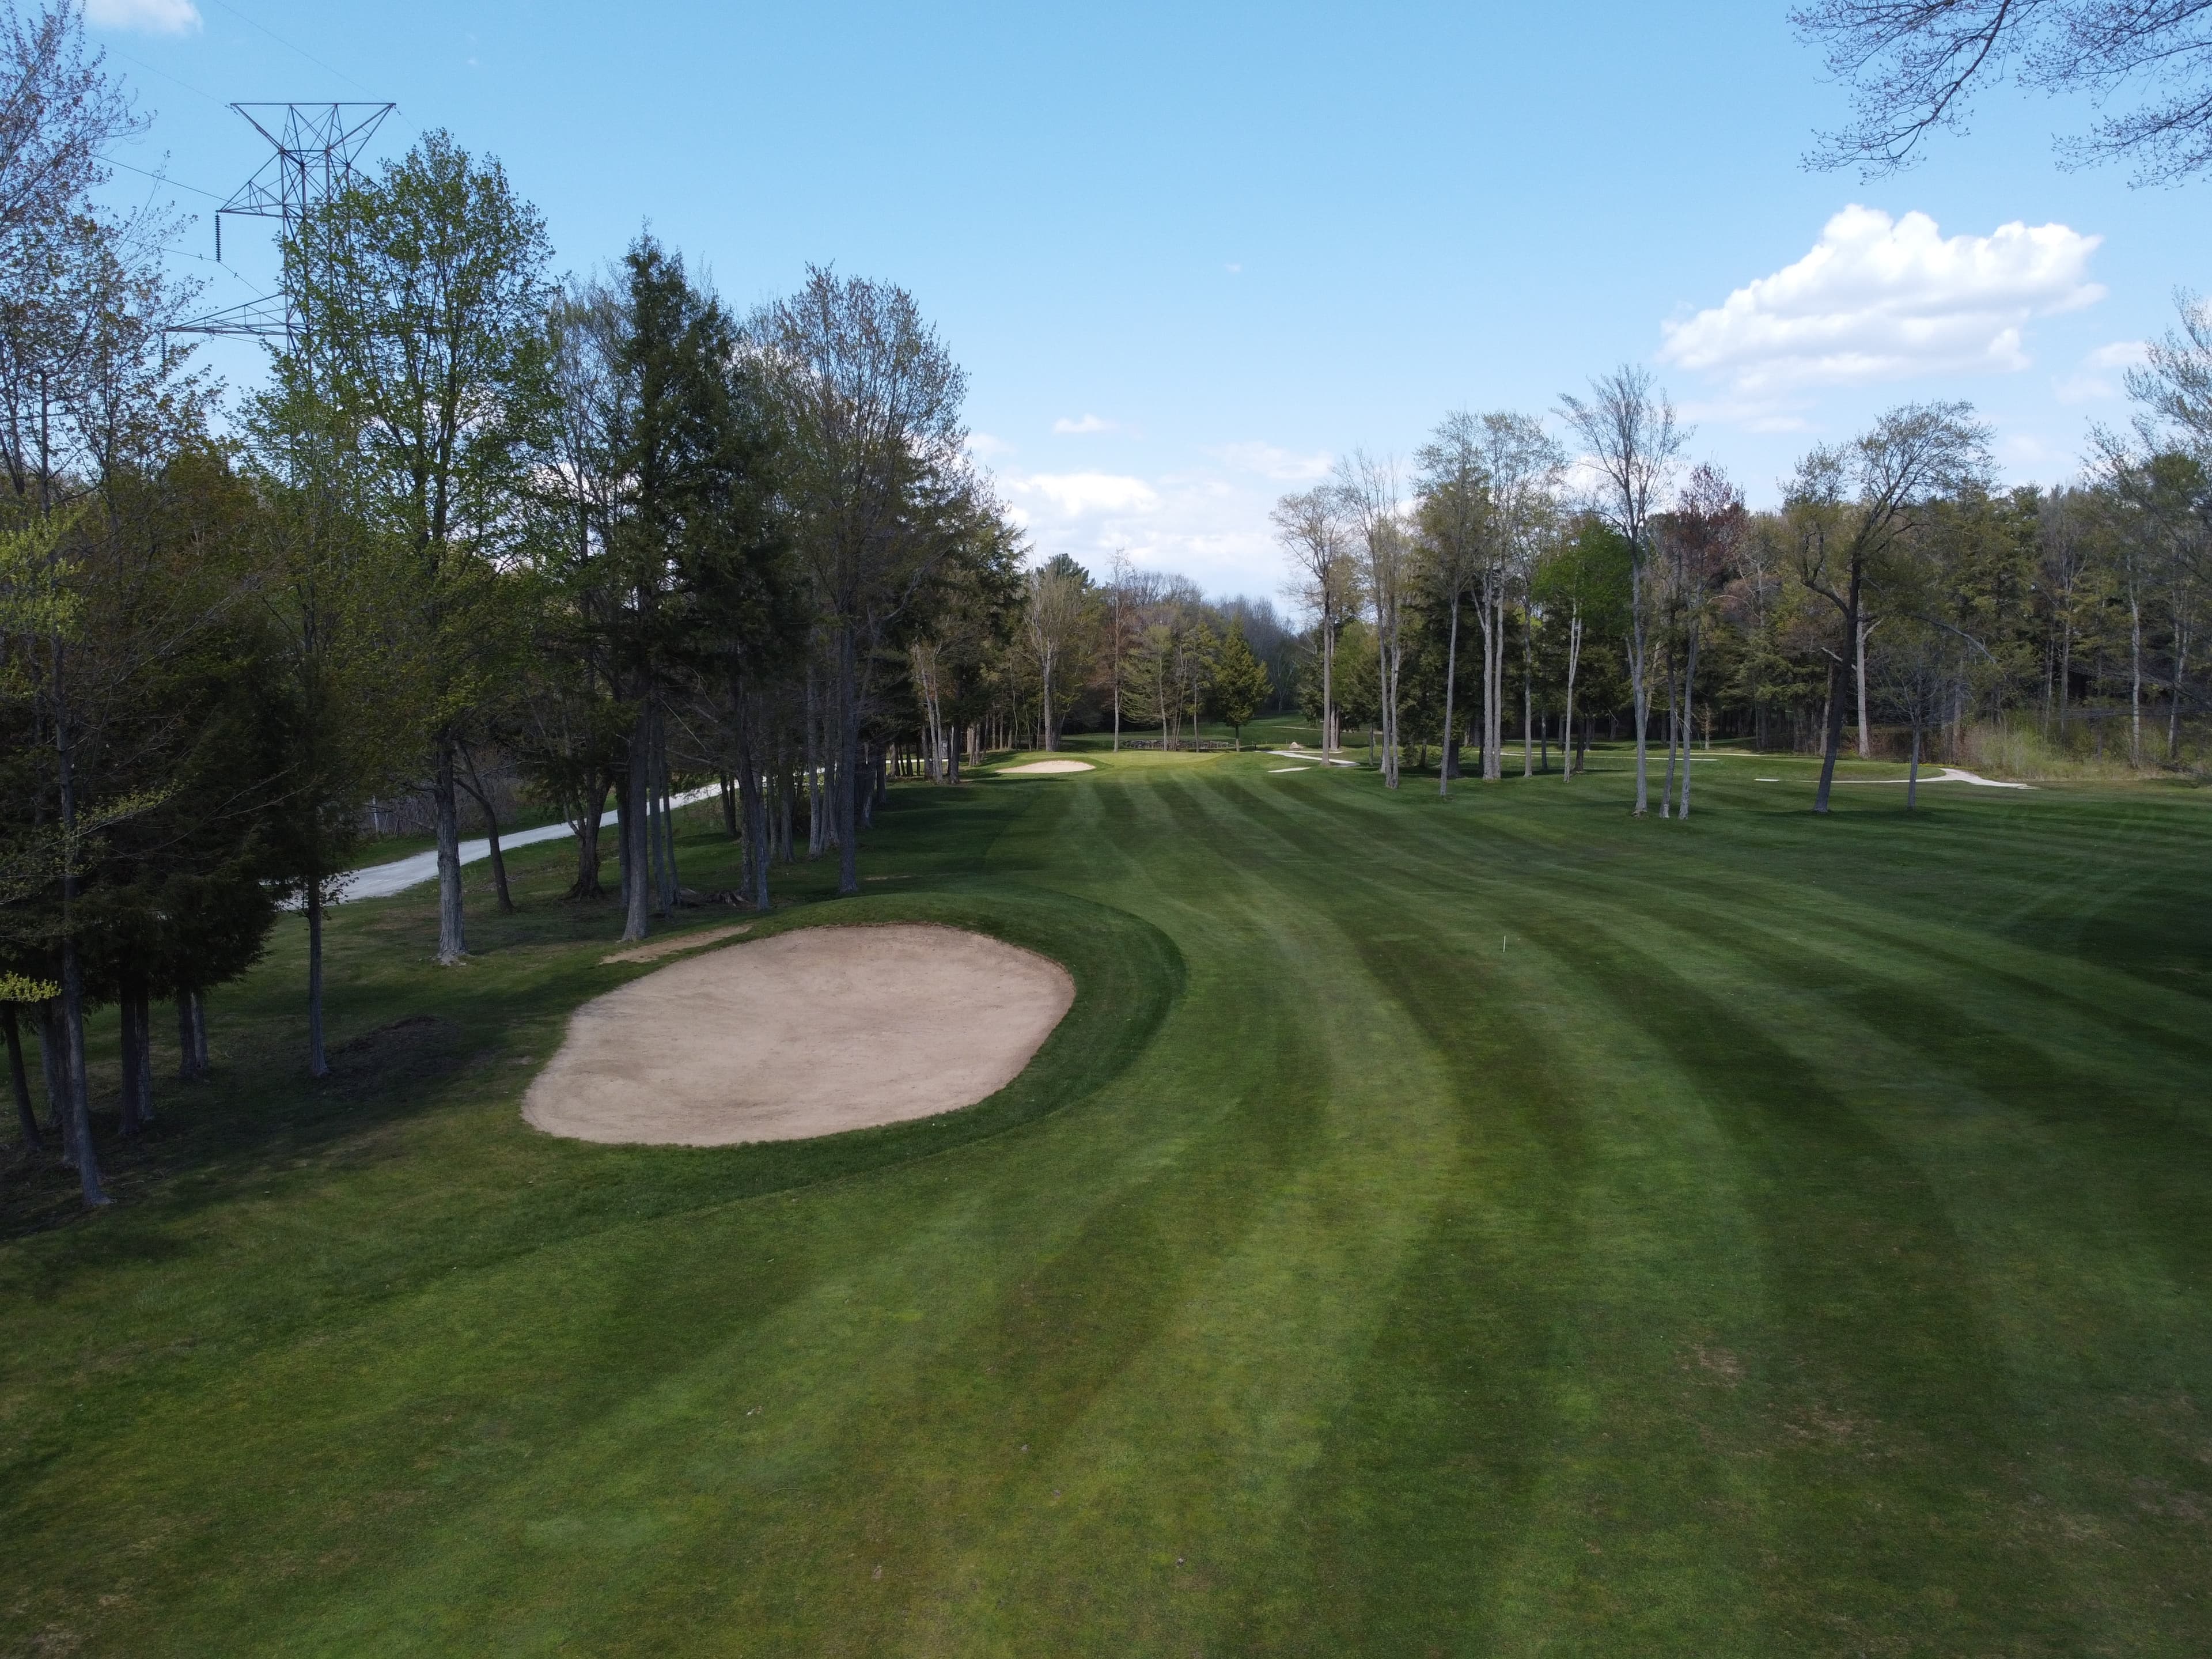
[4, 734, 2209, 1656]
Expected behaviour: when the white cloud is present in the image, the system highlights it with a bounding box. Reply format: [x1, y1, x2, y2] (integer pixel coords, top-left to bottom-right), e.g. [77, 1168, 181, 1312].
[1051, 413, 1118, 435]
[967, 431, 1016, 460]
[1003, 471, 1160, 518]
[1658, 206, 2104, 395]
[1214, 440, 1331, 482]
[85, 0, 202, 33]
[982, 463, 1285, 597]
[2054, 339, 2147, 403]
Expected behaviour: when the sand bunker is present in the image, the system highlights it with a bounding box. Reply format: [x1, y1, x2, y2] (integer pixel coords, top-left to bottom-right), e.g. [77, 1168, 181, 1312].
[524, 924, 1074, 1146]
[999, 759, 1095, 775]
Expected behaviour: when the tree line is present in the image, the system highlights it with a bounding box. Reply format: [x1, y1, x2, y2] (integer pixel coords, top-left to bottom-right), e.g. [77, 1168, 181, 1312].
[0, 3, 1071, 1205]
[1280, 353, 2212, 815]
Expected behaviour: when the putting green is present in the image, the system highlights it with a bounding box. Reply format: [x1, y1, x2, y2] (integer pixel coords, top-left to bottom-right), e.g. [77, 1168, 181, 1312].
[3, 733, 2208, 1657]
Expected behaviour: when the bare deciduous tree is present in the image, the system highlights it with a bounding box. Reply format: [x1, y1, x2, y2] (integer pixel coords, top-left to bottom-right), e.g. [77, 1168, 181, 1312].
[1273, 485, 1357, 755]
[1560, 369, 1677, 810]
[1794, 0, 2212, 183]
[1335, 451, 1407, 787]
[1787, 402, 1991, 813]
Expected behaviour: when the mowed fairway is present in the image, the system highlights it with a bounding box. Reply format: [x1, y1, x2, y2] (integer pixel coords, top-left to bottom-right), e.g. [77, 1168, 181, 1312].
[5, 740, 2210, 1656]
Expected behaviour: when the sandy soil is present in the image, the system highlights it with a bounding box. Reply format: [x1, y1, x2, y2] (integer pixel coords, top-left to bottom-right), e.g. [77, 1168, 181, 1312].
[600, 922, 751, 965]
[999, 759, 1095, 775]
[524, 923, 1075, 1145]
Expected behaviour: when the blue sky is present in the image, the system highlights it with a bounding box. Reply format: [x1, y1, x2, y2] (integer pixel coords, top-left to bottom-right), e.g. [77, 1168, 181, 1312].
[88, 0, 2212, 598]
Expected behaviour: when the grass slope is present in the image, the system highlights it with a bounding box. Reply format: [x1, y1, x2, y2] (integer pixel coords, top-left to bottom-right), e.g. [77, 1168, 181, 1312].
[3, 727, 2209, 1656]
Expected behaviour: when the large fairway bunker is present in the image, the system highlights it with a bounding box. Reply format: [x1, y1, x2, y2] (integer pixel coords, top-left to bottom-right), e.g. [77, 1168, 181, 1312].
[524, 923, 1075, 1145]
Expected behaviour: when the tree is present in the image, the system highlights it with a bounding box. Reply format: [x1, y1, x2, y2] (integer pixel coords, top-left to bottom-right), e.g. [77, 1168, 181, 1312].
[1210, 621, 1271, 748]
[1335, 450, 1407, 787]
[0, 3, 142, 234]
[1535, 516, 1630, 779]
[287, 130, 556, 965]
[1560, 369, 1679, 810]
[1660, 464, 1748, 819]
[1021, 554, 1092, 751]
[1414, 412, 1494, 797]
[1795, 0, 2212, 183]
[753, 268, 974, 897]
[1876, 619, 1968, 809]
[1787, 402, 1991, 813]
[1273, 485, 1357, 755]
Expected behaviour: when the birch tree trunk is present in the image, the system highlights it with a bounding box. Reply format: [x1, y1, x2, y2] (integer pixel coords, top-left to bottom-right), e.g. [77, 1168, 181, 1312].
[1439, 597, 1459, 798]
[1677, 620, 1702, 819]
[1855, 614, 1873, 759]
[1562, 605, 1583, 780]
[1907, 711, 1922, 812]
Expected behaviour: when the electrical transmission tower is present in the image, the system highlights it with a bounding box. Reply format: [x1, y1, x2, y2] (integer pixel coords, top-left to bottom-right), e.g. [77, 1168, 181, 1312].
[171, 103, 397, 346]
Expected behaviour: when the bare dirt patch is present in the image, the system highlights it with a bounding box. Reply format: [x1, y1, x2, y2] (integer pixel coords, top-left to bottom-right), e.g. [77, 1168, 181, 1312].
[600, 922, 751, 965]
[524, 923, 1075, 1145]
[998, 759, 1095, 775]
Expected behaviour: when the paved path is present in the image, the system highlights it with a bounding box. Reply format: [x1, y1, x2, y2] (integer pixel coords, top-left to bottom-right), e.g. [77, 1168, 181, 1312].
[340, 785, 722, 901]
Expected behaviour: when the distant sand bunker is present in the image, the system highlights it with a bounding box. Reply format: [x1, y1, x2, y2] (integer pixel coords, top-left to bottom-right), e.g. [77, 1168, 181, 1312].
[999, 759, 1095, 774]
[524, 924, 1074, 1145]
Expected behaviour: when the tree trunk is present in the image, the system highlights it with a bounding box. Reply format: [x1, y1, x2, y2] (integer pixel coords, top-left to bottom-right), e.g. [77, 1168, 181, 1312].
[433, 734, 468, 965]
[622, 710, 652, 942]
[1813, 567, 1859, 815]
[1677, 619, 1702, 819]
[4, 1004, 39, 1156]
[1562, 607, 1583, 779]
[307, 884, 329, 1077]
[59, 938, 104, 1205]
[1855, 613, 1873, 759]
[2129, 588, 2143, 767]
[569, 776, 606, 900]
[837, 628, 862, 897]
[39, 1000, 69, 1145]
[721, 771, 738, 838]
[52, 649, 108, 1205]
[2058, 621, 2073, 742]
[1627, 546, 1650, 814]
[1521, 608, 1534, 778]
[1321, 616, 1335, 755]
[127, 982, 153, 1133]
[1439, 596, 1460, 798]
[175, 991, 200, 1082]
[456, 746, 514, 915]
[1907, 713, 1922, 812]
[2169, 620, 2188, 763]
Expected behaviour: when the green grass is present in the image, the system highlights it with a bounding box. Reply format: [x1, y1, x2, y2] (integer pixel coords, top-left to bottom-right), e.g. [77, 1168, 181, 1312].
[3, 740, 2210, 1656]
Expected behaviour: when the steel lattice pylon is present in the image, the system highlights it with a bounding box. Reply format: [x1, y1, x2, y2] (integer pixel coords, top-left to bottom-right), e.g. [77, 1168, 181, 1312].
[171, 102, 397, 345]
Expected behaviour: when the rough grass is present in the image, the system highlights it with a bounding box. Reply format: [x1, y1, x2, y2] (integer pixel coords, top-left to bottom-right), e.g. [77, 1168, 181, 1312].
[3, 716, 2209, 1656]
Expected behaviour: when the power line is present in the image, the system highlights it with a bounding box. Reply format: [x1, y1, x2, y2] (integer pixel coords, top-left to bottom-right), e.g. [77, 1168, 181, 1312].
[201, 0, 375, 99]
[104, 156, 228, 202]
[104, 46, 231, 112]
